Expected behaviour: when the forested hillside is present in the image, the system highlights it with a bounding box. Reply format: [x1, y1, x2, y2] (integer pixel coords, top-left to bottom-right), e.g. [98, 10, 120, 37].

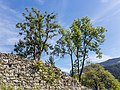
[100, 57, 120, 79]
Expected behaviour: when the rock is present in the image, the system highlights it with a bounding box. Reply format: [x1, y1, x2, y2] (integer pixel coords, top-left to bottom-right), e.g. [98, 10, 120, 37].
[0, 53, 90, 90]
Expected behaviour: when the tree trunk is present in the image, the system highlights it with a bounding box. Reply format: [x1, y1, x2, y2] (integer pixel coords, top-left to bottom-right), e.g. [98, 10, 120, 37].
[34, 44, 36, 61]
[38, 55, 40, 61]
[39, 32, 48, 61]
[79, 51, 86, 82]
[76, 47, 80, 81]
[79, 35, 87, 82]
[38, 52, 41, 61]
[70, 53, 74, 77]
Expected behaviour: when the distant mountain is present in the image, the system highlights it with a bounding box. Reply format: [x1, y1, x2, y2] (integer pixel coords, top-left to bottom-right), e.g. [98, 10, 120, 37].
[99, 57, 120, 79]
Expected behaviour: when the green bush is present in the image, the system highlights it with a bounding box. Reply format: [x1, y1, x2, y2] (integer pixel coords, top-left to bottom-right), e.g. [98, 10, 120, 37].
[33, 60, 59, 84]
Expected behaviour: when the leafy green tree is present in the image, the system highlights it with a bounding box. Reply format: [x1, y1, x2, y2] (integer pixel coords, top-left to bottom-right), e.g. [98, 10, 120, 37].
[70, 19, 82, 79]
[82, 64, 120, 90]
[14, 8, 60, 61]
[53, 29, 75, 77]
[70, 17, 106, 82]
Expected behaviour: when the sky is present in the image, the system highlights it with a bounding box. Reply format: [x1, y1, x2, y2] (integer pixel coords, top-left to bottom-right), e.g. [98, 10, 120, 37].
[1, 0, 120, 73]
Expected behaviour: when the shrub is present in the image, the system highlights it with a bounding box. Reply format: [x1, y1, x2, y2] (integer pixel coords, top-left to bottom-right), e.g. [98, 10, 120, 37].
[33, 61, 59, 84]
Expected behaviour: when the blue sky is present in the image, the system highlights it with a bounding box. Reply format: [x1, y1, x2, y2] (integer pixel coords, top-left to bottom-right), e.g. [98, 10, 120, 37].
[1, 0, 120, 72]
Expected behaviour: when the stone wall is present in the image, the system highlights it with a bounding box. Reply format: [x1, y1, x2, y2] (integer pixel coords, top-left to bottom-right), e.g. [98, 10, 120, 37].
[0, 53, 90, 90]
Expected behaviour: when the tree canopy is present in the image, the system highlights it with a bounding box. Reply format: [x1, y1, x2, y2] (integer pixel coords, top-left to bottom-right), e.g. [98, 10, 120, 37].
[82, 64, 120, 90]
[52, 17, 106, 79]
[70, 17, 106, 82]
[14, 8, 60, 61]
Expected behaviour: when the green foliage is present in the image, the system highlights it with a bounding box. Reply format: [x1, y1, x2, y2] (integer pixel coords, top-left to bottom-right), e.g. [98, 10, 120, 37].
[82, 64, 120, 90]
[53, 28, 75, 57]
[12, 8, 108, 88]
[53, 28, 75, 77]
[53, 16, 106, 80]
[14, 8, 60, 60]
[70, 16, 106, 82]
[33, 61, 59, 84]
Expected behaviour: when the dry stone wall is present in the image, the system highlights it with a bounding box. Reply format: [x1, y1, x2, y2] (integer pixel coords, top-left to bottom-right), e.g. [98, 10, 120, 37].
[0, 53, 90, 90]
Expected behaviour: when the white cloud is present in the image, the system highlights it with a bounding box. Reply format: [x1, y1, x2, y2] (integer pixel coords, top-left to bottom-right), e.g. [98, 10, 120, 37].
[37, 0, 44, 4]
[88, 54, 113, 63]
[100, 0, 109, 3]
[0, 4, 21, 19]
[0, 15, 19, 46]
[0, 45, 14, 53]
[108, 8, 120, 18]
[0, 4, 17, 14]
[7, 38, 20, 45]
[0, 2, 21, 53]
[0, 16, 20, 45]
[59, 54, 114, 73]
[60, 67, 71, 73]
[92, 0, 120, 23]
